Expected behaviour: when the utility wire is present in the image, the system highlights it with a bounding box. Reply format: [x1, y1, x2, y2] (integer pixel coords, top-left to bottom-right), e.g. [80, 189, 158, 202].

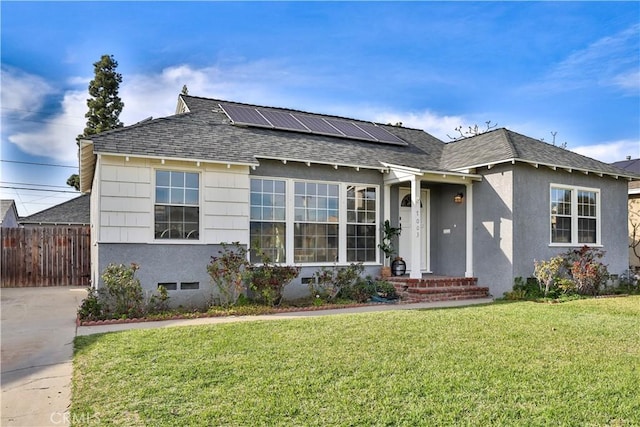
[0, 181, 71, 189]
[0, 159, 78, 169]
[0, 185, 79, 194]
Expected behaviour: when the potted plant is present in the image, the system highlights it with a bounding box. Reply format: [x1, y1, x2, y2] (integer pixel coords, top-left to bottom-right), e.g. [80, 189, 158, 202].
[378, 220, 401, 278]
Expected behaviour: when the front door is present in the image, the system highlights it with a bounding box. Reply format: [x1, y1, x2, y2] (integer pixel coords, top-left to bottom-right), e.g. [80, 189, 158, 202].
[398, 188, 429, 273]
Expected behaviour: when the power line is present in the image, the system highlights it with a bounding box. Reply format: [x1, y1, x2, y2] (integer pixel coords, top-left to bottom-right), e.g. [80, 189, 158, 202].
[0, 159, 78, 169]
[0, 181, 71, 189]
[0, 185, 79, 194]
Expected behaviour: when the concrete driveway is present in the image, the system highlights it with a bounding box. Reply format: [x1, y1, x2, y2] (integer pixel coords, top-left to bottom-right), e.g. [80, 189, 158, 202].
[1, 287, 86, 427]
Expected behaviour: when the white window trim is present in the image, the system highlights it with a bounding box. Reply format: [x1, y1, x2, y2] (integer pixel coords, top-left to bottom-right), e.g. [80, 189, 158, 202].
[151, 167, 203, 244]
[549, 183, 601, 247]
[251, 177, 380, 266]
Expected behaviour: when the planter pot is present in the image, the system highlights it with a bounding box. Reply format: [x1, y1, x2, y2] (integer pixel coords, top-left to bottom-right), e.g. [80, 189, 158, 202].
[380, 266, 391, 278]
[391, 258, 406, 276]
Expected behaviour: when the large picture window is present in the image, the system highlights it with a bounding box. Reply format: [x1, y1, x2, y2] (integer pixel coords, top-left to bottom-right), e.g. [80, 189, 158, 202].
[155, 170, 199, 239]
[347, 186, 377, 262]
[550, 185, 599, 245]
[250, 179, 286, 262]
[249, 178, 379, 264]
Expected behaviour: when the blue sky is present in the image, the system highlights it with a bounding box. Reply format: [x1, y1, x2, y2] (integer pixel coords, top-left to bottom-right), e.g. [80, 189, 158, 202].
[1, 1, 639, 216]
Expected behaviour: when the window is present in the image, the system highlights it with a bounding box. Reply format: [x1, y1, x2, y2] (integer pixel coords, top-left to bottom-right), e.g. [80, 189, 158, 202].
[550, 185, 599, 245]
[249, 178, 379, 265]
[294, 181, 339, 263]
[250, 179, 286, 262]
[347, 186, 377, 262]
[155, 170, 199, 239]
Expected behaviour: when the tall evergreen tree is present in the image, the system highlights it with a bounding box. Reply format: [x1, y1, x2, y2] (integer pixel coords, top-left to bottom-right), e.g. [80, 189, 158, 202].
[68, 54, 124, 190]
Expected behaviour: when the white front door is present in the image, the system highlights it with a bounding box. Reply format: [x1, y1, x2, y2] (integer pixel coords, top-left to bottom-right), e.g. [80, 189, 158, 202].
[398, 188, 429, 272]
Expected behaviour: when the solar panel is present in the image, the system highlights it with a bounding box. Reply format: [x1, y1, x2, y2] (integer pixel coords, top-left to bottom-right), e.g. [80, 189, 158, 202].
[325, 118, 372, 140]
[355, 122, 407, 145]
[294, 114, 343, 137]
[219, 102, 407, 146]
[220, 103, 272, 127]
[260, 110, 309, 132]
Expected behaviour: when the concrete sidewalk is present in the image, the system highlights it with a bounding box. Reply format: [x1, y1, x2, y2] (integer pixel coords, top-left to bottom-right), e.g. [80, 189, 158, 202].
[1, 289, 492, 427]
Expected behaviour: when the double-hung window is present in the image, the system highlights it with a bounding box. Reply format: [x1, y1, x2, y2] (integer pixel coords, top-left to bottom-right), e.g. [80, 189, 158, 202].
[250, 179, 286, 262]
[294, 182, 339, 263]
[155, 170, 199, 239]
[550, 185, 599, 245]
[347, 186, 377, 262]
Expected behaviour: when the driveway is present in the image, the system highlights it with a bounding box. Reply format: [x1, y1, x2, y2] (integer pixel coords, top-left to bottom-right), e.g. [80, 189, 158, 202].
[1, 287, 86, 427]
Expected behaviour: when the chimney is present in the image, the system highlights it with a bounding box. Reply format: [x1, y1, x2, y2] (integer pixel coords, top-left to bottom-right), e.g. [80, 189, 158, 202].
[627, 156, 632, 160]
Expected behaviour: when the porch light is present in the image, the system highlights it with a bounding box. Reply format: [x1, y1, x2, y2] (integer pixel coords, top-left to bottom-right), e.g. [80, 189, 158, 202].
[454, 192, 464, 204]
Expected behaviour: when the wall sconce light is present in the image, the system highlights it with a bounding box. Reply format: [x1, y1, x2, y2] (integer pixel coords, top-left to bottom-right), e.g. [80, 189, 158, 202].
[454, 193, 464, 204]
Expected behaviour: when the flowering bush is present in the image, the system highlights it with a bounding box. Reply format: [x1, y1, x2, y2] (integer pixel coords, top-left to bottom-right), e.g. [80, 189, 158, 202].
[247, 251, 300, 307]
[532, 246, 609, 297]
[207, 242, 251, 307]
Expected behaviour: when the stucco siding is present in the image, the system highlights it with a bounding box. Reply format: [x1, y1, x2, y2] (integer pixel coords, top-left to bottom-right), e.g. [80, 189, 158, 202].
[472, 164, 514, 297]
[512, 164, 628, 280]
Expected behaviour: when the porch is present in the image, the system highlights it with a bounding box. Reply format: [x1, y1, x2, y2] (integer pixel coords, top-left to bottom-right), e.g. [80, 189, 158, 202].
[388, 275, 491, 303]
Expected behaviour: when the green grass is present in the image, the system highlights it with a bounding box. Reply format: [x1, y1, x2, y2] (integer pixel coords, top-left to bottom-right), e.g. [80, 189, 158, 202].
[72, 297, 640, 426]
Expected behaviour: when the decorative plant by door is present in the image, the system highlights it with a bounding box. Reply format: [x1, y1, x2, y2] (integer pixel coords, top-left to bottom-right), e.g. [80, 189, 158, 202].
[378, 220, 401, 266]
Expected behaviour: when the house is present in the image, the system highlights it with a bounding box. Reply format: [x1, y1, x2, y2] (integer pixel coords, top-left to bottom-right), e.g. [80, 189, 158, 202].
[611, 157, 640, 271]
[78, 95, 638, 306]
[0, 200, 20, 228]
[20, 194, 90, 228]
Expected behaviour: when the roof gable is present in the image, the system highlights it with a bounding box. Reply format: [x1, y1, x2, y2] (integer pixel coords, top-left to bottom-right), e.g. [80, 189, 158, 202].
[443, 128, 638, 179]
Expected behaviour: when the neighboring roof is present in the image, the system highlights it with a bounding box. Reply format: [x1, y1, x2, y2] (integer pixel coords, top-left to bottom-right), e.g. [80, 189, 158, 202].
[612, 158, 640, 174]
[82, 94, 638, 182]
[20, 195, 90, 225]
[442, 128, 638, 180]
[1, 199, 18, 222]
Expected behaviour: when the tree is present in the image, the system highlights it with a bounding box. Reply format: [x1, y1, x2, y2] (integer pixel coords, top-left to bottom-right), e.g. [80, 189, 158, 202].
[447, 121, 498, 140]
[67, 54, 124, 190]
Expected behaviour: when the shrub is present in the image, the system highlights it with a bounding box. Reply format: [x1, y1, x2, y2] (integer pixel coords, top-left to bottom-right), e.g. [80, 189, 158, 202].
[101, 263, 145, 319]
[207, 242, 251, 307]
[147, 285, 170, 314]
[77, 287, 103, 321]
[311, 263, 364, 301]
[247, 251, 300, 307]
[567, 246, 608, 296]
[532, 246, 609, 298]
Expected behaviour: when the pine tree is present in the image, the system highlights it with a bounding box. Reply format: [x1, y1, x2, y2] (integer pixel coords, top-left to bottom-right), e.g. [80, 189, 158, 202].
[68, 54, 124, 190]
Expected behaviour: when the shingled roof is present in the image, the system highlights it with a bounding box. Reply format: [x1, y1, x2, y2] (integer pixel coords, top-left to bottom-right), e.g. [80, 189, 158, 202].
[83, 95, 637, 181]
[443, 128, 637, 179]
[21, 195, 90, 225]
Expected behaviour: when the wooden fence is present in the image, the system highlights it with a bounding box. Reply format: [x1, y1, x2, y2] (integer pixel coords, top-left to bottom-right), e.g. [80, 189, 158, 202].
[1, 226, 91, 287]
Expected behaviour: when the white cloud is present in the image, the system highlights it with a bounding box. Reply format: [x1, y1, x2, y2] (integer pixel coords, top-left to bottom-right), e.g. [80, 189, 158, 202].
[366, 109, 466, 141]
[526, 23, 640, 94]
[7, 90, 86, 162]
[1, 66, 54, 118]
[572, 139, 640, 163]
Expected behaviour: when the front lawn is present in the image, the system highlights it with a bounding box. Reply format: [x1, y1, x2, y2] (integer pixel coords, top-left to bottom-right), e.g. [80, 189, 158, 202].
[72, 297, 640, 426]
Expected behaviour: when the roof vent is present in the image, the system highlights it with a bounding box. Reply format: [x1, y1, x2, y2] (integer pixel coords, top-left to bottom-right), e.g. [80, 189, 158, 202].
[627, 155, 632, 160]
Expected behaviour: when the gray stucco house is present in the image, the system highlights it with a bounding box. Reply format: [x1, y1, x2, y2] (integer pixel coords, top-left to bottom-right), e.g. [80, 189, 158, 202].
[79, 94, 636, 306]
